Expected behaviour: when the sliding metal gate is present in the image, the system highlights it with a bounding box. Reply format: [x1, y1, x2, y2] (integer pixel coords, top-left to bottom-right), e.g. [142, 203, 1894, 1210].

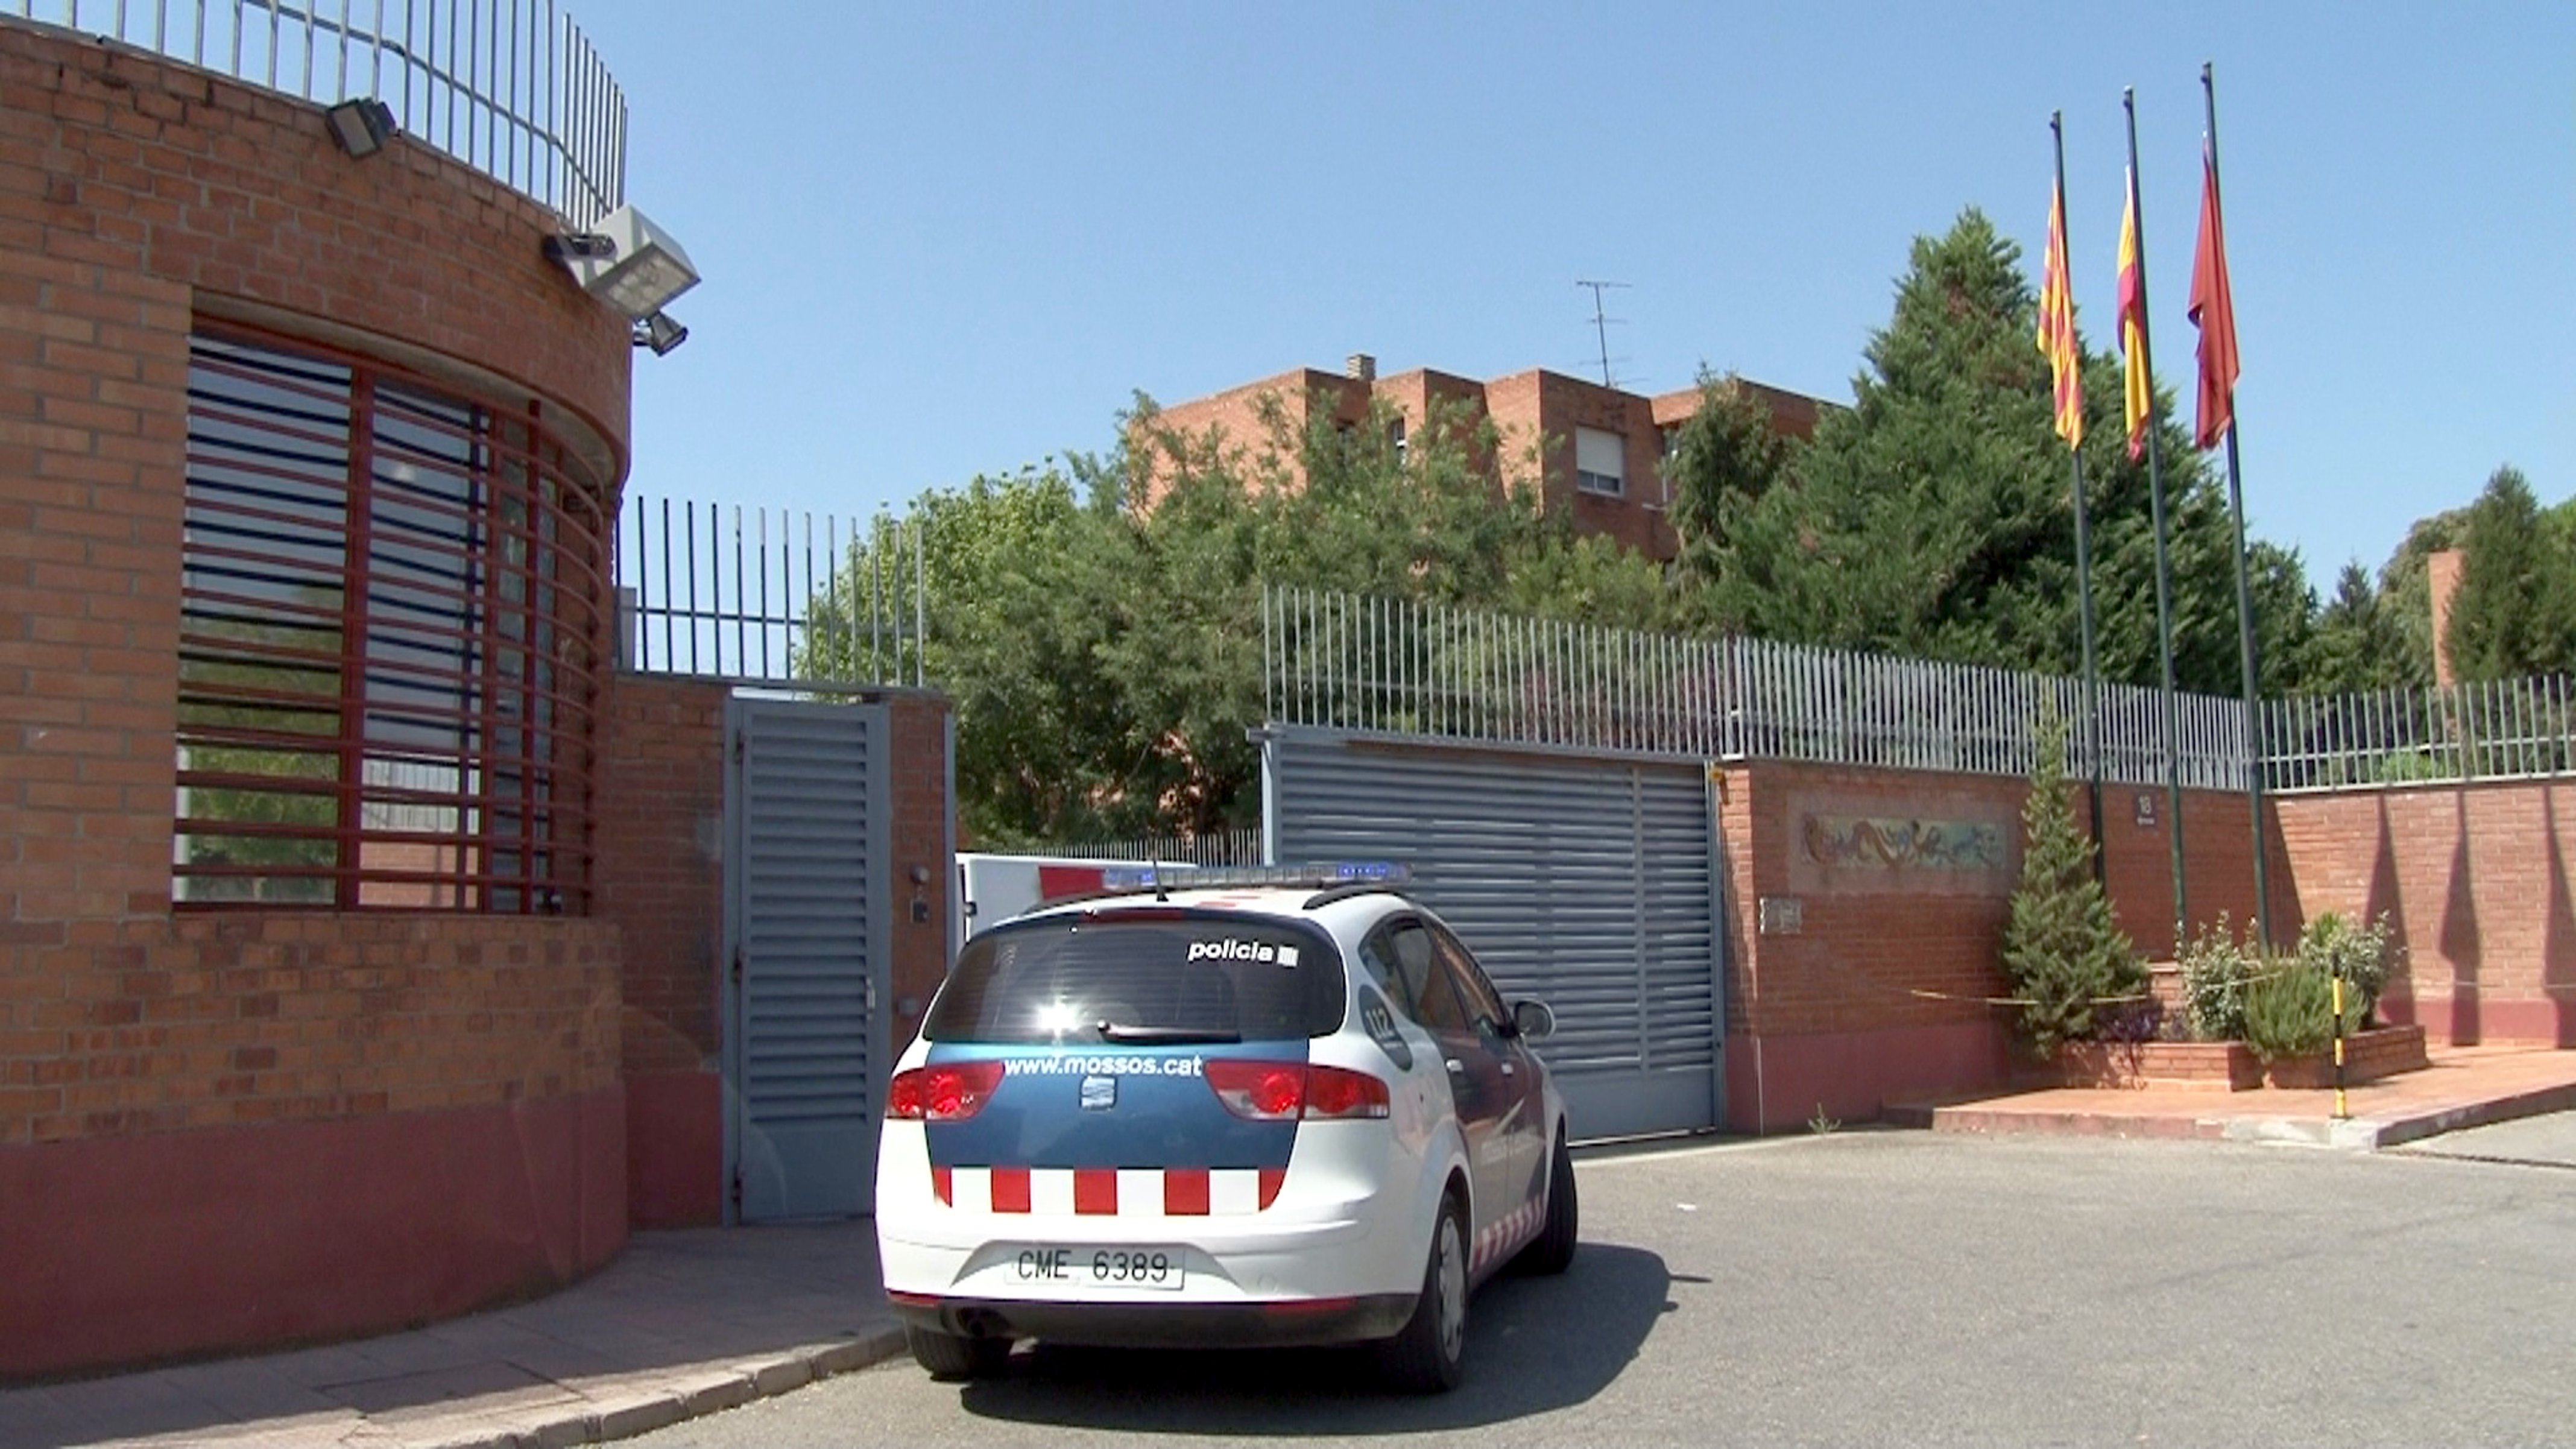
[723, 696, 891, 1222]
[1262, 726, 1724, 1139]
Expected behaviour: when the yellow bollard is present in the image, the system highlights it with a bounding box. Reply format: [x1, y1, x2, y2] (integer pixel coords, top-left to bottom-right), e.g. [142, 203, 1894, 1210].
[2331, 974, 2348, 1121]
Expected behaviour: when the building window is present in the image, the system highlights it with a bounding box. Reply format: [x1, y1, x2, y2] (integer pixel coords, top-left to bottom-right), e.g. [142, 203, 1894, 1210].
[176, 331, 608, 912]
[1390, 415, 1407, 464]
[1575, 426, 1626, 497]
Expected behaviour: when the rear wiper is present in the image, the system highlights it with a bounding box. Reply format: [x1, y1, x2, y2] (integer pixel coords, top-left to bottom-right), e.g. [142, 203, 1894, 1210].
[1095, 1023, 1242, 1045]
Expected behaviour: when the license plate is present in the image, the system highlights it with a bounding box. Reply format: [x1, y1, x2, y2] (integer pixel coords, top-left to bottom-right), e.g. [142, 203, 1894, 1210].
[1011, 1246, 1184, 1290]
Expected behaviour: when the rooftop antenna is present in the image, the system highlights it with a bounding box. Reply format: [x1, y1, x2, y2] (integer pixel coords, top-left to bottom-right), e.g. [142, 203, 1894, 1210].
[1576, 279, 1630, 388]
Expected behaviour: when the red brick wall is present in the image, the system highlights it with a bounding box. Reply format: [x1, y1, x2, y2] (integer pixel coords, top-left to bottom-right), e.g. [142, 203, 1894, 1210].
[1714, 759, 2302, 1129]
[885, 693, 956, 1052]
[2273, 780, 2576, 1046]
[0, 915, 625, 1375]
[598, 678, 727, 1079]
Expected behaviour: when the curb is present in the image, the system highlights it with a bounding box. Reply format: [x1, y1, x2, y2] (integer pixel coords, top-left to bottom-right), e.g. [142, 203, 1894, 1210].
[1892, 1081, 2576, 1154]
[412, 1327, 908, 1449]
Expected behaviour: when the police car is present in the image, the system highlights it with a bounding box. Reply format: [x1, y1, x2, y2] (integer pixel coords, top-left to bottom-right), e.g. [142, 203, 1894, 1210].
[876, 864, 1576, 1392]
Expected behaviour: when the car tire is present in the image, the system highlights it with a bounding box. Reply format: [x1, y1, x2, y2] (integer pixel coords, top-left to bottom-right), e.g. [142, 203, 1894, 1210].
[905, 1323, 1009, 1381]
[1377, 1191, 1468, 1394]
[1512, 1128, 1579, 1277]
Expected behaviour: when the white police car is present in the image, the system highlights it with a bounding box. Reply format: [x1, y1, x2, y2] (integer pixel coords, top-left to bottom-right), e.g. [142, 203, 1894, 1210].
[876, 865, 1576, 1392]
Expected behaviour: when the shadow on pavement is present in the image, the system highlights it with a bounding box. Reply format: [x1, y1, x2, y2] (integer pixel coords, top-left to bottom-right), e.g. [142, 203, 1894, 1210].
[0, 1222, 892, 1449]
[954, 1243, 1670, 1435]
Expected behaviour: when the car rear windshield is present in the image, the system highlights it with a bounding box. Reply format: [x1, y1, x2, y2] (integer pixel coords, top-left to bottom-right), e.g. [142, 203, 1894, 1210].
[925, 911, 1347, 1045]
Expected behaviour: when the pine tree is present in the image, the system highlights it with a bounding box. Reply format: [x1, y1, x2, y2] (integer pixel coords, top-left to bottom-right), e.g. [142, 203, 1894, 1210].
[2001, 713, 2144, 1056]
[2447, 466, 2576, 681]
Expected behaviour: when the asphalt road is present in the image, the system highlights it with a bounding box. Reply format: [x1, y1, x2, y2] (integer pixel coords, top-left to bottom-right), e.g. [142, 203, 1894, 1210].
[636, 1126, 2576, 1448]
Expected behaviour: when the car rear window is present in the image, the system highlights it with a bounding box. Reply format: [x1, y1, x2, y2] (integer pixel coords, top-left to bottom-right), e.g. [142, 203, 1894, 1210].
[925, 911, 1346, 1044]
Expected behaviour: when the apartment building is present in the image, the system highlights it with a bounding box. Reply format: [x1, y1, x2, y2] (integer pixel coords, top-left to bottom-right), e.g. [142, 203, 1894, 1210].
[1142, 355, 1830, 563]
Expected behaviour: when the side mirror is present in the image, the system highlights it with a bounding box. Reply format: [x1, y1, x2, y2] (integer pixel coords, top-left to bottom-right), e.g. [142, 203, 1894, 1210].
[1511, 999, 1556, 1042]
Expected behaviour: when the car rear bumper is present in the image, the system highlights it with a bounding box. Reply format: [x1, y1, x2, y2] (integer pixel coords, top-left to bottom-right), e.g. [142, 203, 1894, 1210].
[888, 1292, 1419, 1349]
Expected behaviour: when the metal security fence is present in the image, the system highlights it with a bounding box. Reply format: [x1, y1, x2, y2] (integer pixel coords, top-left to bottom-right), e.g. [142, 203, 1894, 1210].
[11, 0, 627, 225]
[1263, 586, 2253, 788]
[2262, 675, 2575, 792]
[614, 496, 930, 689]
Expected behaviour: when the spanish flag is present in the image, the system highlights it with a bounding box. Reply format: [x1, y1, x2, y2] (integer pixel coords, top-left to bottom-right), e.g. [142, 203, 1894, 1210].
[2035, 182, 2084, 449]
[2116, 169, 2149, 460]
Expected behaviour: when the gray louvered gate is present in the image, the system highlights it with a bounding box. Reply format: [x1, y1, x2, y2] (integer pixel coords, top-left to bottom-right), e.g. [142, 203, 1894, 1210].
[1262, 726, 1723, 1140]
[723, 696, 891, 1222]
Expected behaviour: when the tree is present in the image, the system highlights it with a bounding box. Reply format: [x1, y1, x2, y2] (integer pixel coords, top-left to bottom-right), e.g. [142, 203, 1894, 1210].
[2446, 466, 2576, 681]
[2301, 561, 2408, 695]
[1703, 209, 2315, 696]
[1664, 371, 1796, 595]
[2001, 713, 2144, 1056]
[814, 388, 1678, 847]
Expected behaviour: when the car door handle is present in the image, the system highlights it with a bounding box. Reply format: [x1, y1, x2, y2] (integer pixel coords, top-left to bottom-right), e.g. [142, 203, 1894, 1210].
[1499, 1061, 1516, 1077]
[1444, 1058, 1466, 1076]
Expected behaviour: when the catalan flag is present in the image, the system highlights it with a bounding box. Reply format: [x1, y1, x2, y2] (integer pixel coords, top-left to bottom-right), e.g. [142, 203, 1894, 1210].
[2187, 137, 2240, 449]
[2116, 169, 2150, 460]
[2035, 182, 2084, 449]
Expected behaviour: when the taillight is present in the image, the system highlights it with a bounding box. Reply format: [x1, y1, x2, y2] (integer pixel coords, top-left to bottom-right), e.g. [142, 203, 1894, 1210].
[886, 1061, 1004, 1122]
[1205, 1061, 1389, 1121]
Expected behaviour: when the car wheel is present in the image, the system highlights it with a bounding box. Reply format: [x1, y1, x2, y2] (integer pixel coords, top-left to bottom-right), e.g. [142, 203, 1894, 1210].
[1512, 1129, 1579, 1276]
[905, 1323, 1009, 1381]
[1377, 1191, 1468, 1394]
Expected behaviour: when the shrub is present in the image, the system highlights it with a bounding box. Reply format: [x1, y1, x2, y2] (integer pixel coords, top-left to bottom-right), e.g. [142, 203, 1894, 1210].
[2001, 714, 2145, 1056]
[2177, 914, 2259, 1042]
[2294, 911, 2399, 1024]
[2242, 961, 2370, 1062]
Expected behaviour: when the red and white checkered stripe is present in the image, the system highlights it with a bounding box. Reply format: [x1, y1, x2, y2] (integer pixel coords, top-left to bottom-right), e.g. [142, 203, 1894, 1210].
[1471, 1193, 1545, 1274]
[931, 1167, 1286, 1216]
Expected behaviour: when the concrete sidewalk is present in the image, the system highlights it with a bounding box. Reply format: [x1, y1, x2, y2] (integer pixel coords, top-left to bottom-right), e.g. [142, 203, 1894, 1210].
[1886, 1043, 2576, 1148]
[0, 1221, 901, 1449]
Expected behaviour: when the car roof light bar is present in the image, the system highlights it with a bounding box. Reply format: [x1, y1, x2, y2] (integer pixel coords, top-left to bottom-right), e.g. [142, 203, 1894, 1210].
[1095, 862, 1412, 894]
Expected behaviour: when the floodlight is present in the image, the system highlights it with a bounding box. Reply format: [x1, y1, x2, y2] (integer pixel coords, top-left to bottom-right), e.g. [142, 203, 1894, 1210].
[324, 99, 397, 159]
[634, 312, 689, 356]
[558, 204, 699, 321]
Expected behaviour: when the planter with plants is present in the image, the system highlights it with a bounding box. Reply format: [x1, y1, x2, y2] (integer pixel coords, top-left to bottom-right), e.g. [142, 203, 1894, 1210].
[2052, 909, 2425, 1091]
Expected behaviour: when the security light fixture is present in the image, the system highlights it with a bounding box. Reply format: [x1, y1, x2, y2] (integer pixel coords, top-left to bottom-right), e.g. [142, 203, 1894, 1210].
[557, 204, 699, 321]
[634, 312, 688, 356]
[324, 98, 397, 158]
[542, 232, 617, 264]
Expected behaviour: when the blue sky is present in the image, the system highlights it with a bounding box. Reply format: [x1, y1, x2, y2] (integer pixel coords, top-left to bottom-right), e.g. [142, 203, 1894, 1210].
[579, 1, 2572, 586]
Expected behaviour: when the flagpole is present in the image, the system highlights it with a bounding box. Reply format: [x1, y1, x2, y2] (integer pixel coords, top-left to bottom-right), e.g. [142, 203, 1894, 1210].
[2203, 61, 2274, 950]
[2053, 111, 2107, 878]
[2124, 86, 2189, 955]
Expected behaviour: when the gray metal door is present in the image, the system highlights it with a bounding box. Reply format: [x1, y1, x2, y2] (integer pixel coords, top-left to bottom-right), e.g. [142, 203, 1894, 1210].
[1264, 726, 1723, 1139]
[724, 696, 891, 1222]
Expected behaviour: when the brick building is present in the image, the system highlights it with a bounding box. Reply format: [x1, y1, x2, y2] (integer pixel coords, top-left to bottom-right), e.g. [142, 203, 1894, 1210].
[0, 11, 953, 1378]
[1144, 356, 1831, 563]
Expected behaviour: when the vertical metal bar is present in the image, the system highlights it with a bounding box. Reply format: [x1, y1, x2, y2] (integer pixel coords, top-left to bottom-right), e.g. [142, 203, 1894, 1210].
[755, 505, 770, 680]
[728, 503, 744, 676]
[332, 371, 379, 909]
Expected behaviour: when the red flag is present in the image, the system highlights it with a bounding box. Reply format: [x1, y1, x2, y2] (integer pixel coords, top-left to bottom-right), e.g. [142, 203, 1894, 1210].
[2187, 140, 2240, 449]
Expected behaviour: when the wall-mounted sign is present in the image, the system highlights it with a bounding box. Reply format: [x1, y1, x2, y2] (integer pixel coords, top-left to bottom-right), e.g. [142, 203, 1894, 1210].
[2135, 791, 2159, 828]
[1758, 896, 1804, 936]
